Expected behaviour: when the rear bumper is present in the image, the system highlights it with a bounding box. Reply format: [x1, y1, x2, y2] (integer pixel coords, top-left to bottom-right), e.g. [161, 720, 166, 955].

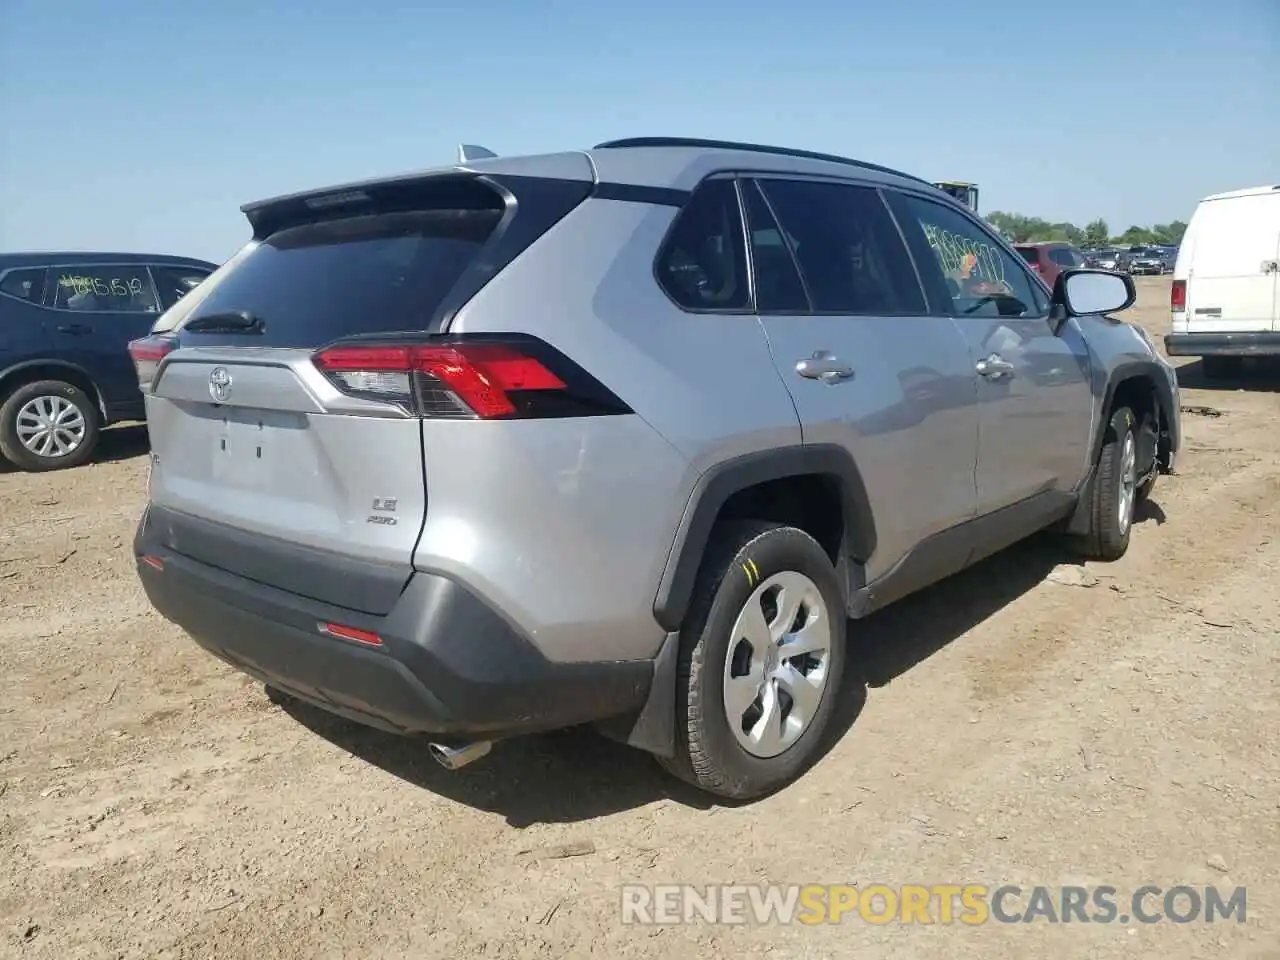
[134, 511, 652, 739]
[1164, 332, 1280, 357]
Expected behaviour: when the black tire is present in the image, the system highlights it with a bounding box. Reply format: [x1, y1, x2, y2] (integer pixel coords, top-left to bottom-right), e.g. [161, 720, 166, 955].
[1200, 356, 1241, 380]
[657, 520, 846, 800]
[0, 380, 100, 472]
[1076, 405, 1138, 561]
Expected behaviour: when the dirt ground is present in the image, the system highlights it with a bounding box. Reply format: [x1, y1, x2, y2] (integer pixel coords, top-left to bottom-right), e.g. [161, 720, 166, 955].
[1, 276, 1277, 960]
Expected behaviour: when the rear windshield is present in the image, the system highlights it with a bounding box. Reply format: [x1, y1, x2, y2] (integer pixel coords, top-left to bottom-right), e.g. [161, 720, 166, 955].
[178, 199, 503, 348]
[1017, 248, 1040, 264]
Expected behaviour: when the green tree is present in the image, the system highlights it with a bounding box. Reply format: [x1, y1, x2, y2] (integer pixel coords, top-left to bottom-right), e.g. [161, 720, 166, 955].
[1084, 218, 1109, 247]
[1118, 225, 1155, 245]
[1149, 220, 1187, 245]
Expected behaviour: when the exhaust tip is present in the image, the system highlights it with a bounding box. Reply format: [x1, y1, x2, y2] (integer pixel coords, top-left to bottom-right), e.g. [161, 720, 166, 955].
[428, 740, 493, 771]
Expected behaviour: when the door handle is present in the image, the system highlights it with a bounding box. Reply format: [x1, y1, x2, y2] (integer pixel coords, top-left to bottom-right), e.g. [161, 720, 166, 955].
[56, 323, 91, 335]
[975, 354, 1015, 379]
[795, 352, 855, 384]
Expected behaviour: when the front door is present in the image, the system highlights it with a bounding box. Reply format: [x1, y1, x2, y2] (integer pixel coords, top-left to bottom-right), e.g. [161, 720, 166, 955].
[886, 192, 1094, 514]
[47, 262, 164, 418]
[741, 176, 980, 585]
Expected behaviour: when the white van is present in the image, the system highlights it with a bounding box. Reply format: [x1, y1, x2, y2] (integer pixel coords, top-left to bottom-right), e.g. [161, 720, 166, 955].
[1164, 184, 1280, 377]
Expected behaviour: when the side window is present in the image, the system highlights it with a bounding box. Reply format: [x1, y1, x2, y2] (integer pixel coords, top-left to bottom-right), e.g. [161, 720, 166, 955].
[1049, 247, 1082, 267]
[52, 264, 160, 314]
[656, 179, 749, 311]
[754, 179, 925, 315]
[886, 192, 1046, 320]
[0, 268, 47, 304]
[741, 180, 809, 313]
[151, 264, 213, 310]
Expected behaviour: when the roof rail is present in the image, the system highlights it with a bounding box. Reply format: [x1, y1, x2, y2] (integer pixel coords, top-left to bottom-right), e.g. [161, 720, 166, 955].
[592, 137, 930, 186]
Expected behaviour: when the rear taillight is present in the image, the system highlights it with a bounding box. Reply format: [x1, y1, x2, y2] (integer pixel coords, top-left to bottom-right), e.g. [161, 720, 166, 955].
[311, 336, 630, 420]
[1171, 279, 1187, 312]
[127, 334, 178, 391]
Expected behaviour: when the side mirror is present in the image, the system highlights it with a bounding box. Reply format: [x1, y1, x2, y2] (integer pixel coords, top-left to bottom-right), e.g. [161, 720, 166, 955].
[1054, 268, 1136, 317]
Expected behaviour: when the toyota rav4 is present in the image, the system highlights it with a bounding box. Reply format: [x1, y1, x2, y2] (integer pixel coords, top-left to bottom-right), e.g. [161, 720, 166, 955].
[130, 137, 1181, 800]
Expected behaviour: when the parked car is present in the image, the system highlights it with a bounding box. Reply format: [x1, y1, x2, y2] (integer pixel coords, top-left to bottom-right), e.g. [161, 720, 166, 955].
[1127, 246, 1169, 276]
[1013, 242, 1087, 288]
[0, 252, 218, 471]
[128, 136, 1181, 800]
[1165, 184, 1280, 378]
[1089, 248, 1130, 272]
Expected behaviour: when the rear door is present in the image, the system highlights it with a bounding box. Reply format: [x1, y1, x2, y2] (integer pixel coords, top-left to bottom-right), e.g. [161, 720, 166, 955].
[47, 262, 163, 415]
[142, 173, 587, 614]
[742, 176, 979, 583]
[1183, 193, 1280, 333]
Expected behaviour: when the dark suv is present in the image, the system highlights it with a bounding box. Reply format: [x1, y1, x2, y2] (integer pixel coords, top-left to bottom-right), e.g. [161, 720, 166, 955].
[1013, 242, 1086, 288]
[0, 252, 218, 471]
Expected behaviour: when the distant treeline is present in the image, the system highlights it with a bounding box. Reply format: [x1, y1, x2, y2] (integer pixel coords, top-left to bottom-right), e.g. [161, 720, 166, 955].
[985, 213, 1186, 248]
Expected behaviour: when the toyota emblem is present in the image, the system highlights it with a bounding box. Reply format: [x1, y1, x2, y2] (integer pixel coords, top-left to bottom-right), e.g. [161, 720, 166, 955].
[209, 366, 232, 403]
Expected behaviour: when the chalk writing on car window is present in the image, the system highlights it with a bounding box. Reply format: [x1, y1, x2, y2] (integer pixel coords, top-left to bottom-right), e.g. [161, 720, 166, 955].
[58, 275, 147, 298]
[920, 223, 1007, 288]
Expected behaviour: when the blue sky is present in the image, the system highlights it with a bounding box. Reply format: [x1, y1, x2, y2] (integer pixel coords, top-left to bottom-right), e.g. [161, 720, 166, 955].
[1, 0, 1276, 263]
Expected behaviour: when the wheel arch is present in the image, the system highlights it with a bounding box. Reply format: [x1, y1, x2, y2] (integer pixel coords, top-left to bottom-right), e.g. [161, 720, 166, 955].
[651, 444, 876, 634]
[1090, 360, 1175, 470]
[0, 360, 108, 424]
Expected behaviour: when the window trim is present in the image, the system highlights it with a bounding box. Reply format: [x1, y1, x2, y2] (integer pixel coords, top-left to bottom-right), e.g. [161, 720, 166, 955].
[147, 263, 215, 312]
[880, 188, 1053, 321]
[0, 266, 50, 306]
[741, 177, 812, 315]
[43, 261, 165, 316]
[651, 173, 755, 316]
[746, 173, 932, 319]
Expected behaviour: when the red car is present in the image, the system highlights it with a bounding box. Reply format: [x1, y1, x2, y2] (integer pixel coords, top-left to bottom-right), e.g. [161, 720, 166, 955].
[1014, 242, 1087, 288]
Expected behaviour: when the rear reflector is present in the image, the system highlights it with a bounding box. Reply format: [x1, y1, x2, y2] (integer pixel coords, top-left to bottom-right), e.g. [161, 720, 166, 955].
[140, 554, 165, 571]
[128, 335, 178, 391]
[312, 336, 629, 420]
[1171, 279, 1187, 312]
[319, 622, 383, 647]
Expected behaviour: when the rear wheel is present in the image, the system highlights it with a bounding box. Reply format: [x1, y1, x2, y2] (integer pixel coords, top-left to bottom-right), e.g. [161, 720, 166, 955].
[658, 520, 846, 800]
[0, 380, 100, 472]
[1200, 356, 1242, 379]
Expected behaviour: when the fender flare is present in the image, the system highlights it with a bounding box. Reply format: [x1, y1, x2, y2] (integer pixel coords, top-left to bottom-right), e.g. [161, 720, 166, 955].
[1090, 359, 1176, 466]
[0, 358, 108, 421]
[652, 444, 876, 633]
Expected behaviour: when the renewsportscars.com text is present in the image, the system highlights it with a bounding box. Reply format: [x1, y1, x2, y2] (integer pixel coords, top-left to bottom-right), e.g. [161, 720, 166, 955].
[620, 884, 1247, 926]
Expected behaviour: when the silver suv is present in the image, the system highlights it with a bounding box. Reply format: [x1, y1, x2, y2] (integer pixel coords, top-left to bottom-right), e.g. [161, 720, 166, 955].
[130, 138, 1181, 800]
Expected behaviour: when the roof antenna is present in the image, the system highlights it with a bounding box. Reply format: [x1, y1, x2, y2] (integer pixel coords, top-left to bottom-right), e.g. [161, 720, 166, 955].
[457, 144, 498, 162]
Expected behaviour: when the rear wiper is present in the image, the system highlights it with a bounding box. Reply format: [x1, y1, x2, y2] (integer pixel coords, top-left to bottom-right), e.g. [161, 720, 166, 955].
[183, 310, 265, 334]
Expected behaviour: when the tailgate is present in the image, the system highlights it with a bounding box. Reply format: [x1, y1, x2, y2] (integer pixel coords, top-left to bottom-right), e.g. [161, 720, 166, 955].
[145, 348, 425, 613]
[136, 168, 593, 614]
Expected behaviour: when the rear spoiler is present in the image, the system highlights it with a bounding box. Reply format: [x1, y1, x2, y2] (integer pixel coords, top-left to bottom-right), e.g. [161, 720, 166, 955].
[240, 145, 505, 239]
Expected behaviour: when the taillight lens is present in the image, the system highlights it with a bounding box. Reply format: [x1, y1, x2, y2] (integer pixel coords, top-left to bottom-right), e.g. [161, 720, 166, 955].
[127, 334, 178, 391]
[312, 337, 627, 420]
[1171, 279, 1187, 312]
